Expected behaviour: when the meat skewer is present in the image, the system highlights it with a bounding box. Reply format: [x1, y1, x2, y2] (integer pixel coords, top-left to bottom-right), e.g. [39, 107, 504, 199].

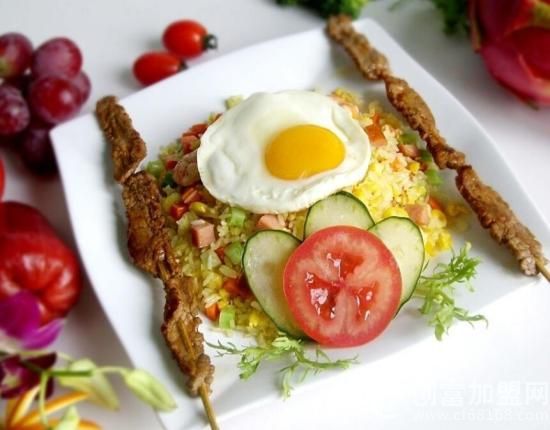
[327, 15, 549, 281]
[96, 97, 218, 429]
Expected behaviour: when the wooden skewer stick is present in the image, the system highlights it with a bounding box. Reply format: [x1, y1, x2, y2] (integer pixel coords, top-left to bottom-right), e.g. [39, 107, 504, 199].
[199, 385, 219, 430]
[173, 320, 218, 430]
[536, 261, 550, 283]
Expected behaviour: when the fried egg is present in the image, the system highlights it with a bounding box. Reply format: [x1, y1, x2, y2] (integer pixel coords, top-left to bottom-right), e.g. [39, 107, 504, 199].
[197, 90, 370, 213]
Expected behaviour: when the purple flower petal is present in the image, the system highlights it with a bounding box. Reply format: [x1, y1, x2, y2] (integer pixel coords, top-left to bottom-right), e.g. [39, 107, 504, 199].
[22, 318, 64, 349]
[0, 353, 57, 399]
[26, 352, 57, 370]
[0, 292, 63, 349]
[0, 355, 38, 398]
[0, 292, 41, 340]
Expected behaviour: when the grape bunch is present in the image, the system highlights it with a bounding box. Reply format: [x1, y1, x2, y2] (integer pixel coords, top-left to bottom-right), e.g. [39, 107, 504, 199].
[0, 33, 91, 175]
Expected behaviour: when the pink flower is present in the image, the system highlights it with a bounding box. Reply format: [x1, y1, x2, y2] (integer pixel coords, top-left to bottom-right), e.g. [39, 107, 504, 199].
[470, 0, 550, 107]
[0, 291, 63, 350]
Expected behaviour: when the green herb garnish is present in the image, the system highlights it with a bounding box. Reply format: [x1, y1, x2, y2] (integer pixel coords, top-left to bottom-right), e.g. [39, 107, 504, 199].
[276, 0, 369, 18]
[414, 243, 487, 340]
[428, 0, 470, 35]
[208, 334, 356, 398]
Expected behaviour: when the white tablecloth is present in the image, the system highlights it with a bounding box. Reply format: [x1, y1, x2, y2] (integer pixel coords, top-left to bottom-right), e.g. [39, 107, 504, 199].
[2, 1, 549, 429]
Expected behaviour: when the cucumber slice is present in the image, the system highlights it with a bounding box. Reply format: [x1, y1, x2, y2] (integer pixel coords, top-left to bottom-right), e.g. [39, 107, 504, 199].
[303, 192, 374, 239]
[369, 217, 425, 311]
[242, 230, 305, 338]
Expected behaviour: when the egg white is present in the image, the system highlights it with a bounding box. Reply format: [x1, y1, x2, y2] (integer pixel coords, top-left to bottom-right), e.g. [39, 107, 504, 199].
[197, 90, 371, 214]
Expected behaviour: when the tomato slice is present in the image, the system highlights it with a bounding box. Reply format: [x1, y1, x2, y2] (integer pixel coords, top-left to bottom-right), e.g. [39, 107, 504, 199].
[283, 226, 402, 347]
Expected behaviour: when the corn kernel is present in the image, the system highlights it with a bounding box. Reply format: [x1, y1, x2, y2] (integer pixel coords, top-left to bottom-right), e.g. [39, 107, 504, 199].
[409, 161, 420, 173]
[425, 240, 437, 257]
[431, 209, 448, 228]
[332, 88, 361, 105]
[218, 299, 229, 309]
[207, 272, 223, 290]
[437, 231, 453, 251]
[446, 202, 468, 217]
[248, 310, 261, 328]
[383, 206, 409, 219]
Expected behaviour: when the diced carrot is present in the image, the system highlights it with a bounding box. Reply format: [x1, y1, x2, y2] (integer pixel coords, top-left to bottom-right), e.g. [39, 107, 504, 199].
[405, 204, 431, 226]
[428, 196, 443, 211]
[398, 144, 420, 159]
[165, 159, 178, 170]
[222, 277, 251, 299]
[191, 220, 216, 248]
[256, 214, 284, 230]
[181, 134, 199, 153]
[170, 202, 188, 221]
[205, 303, 220, 321]
[190, 123, 208, 136]
[214, 246, 225, 260]
[365, 123, 386, 147]
[181, 186, 201, 204]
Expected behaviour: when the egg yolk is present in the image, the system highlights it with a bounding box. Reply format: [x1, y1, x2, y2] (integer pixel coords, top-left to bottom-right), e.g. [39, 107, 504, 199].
[265, 125, 345, 180]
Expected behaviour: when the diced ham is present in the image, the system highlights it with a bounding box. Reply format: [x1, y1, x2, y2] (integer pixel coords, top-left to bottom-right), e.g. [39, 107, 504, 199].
[191, 219, 216, 248]
[173, 149, 200, 187]
[405, 204, 431, 226]
[398, 144, 420, 159]
[256, 214, 284, 230]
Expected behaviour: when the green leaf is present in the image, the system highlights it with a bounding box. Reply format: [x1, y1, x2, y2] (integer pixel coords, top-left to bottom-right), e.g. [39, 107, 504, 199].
[413, 243, 487, 339]
[208, 334, 356, 397]
[58, 359, 119, 410]
[52, 406, 80, 430]
[122, 369, 177, 411]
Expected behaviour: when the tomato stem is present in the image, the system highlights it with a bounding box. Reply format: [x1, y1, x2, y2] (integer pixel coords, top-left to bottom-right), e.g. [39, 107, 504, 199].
[203, 34, 218, 51]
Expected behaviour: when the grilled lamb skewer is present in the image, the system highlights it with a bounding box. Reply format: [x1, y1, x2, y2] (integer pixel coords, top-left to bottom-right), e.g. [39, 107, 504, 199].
[327, 15, 548, 279]
[96, 96, 218, 429]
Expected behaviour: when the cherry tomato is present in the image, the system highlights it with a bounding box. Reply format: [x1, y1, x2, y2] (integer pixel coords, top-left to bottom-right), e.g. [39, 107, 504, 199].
[283, 226, 402, 347]
[0, 157, 4, 200]
[162, 20, 217, 59]
[132, 51, 183, 86]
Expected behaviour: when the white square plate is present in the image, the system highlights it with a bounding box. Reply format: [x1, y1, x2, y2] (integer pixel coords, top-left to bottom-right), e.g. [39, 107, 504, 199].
[51, 18, 550, 430]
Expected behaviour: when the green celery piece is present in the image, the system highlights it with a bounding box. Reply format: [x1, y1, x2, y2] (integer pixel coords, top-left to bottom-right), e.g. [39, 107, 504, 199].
[146, 160, 164, 179]
[228, 207, 247, 227]
[420, 149, 433, 162]
[219, 306, 236, 329]
[225, 242, 244, 265]
[425, 169, 443, 186]
[399, 131, 417, 145]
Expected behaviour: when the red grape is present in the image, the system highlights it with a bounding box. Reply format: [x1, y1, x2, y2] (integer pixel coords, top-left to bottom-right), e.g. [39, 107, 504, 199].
[71, 70, 91, 104]
[28, 76, 81, 124]
[5, 72, 32, 97]
[0, 84, 30, 135]
[32, 37, 82, 78]
[0, 33, 33, 79]
[18, 122, 57, 175]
